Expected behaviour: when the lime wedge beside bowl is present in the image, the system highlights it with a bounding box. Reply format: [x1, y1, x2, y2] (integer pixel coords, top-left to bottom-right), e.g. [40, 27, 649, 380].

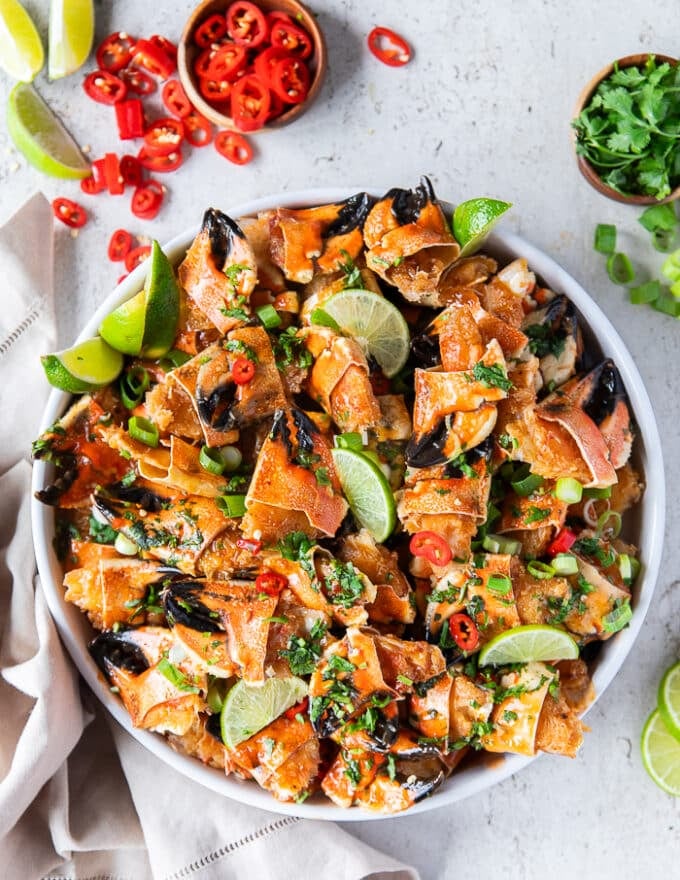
[331, 446, 396, 543]
[319, 288, 410, 378]
[48, 0, 94, 79]
[41, 336, 124, 393]
[478, 624, 579, 666]
[658, 660, 680, 743]
[220, 676, 308, 749]
[0, 0, 44, 81]
[641, 708, 680, 796]
[453, 197, 512, 258]
[7, 82, 90, 178]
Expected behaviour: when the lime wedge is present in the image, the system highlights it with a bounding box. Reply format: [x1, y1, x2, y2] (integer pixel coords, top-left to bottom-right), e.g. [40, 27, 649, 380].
[99, 290, 146, 356]
[41, 336, 124, 393]
[48, 0, 94, 79]
[142, 241, 181, 358]
[99, 242, 180, 358]
[331, 447, 396, 542]
[453, 198, 512, 258]
[641, 709, 680, 796]
[6, 82, 90, 179]
[220, 676, 308, 749]
[320, 289, 410, 378]
[478, 624, 579, 666]
[658, 661, 680, 742]
[0, 0, 44, 81]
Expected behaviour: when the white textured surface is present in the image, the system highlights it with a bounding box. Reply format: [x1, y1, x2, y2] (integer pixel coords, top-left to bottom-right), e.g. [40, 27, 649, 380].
[1, 0, 679, 877]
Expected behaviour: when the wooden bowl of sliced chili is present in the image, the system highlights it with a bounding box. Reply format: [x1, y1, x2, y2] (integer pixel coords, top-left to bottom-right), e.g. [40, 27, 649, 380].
[572, 53, 680, 205]
[178, 0, 326, 133]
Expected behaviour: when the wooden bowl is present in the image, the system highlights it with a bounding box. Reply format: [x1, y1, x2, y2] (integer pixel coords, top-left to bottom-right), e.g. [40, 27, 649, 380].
[177, 0, 327, 133]
[573, 53, 680, 205]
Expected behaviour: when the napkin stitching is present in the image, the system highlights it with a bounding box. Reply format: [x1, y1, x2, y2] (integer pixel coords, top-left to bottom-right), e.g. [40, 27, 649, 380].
[0, 299, 41, 358]
[163, 815, 301, 879]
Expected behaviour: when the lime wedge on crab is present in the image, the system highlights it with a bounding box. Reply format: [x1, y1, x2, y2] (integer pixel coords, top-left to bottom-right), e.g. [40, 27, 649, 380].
[453, 198, 512, 257]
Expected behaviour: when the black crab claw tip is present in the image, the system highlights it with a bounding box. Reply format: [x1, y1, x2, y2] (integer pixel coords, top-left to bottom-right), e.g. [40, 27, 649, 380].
[162, 582, 223, 633]
[326, 192, 377, 237]
[89, 629, 150, 678]
[202, 208, 246, 268]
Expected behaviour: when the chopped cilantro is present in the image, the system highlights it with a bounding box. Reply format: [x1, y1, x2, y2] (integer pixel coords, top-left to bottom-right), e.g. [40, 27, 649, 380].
[279, 620, 327, 675]
[524, 323, 567, 359]
[338, 248, 362, 288]
[88, 515, 117, 545]
[472, 361, 513, 391]
[224, 339, 258, 362]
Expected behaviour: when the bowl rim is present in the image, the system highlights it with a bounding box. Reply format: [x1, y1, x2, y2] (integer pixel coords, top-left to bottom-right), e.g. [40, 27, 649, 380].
[573, 52, 680, 205]
[31, 186, 666, 821]
[176, 0, 327, 132]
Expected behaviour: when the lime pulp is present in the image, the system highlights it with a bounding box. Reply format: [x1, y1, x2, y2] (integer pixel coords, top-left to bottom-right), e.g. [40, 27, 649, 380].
[220, 676, 308, 749]
[453, 198, 512, 258]
[641, 709, 680, 797]
[478, 624, 579, 666]
[48, 0, 94, 79]
[0, 0, 44, 81]
[331, 447, 396, 543]
[41, 336, 124, 393]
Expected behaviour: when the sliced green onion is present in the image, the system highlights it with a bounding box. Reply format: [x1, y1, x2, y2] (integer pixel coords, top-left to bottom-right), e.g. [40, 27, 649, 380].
[661, 249, 680, 282]
[638, 203, 677, 233]
[527, 560, 555, 580]
[554, 477, 583, 504]
[583, 486, 612, 499]
[206, 677, 227, 713]
[602, 600, 632, 633]
[652, 290, 680, 316]
[128, 416, 159, 448]
[310, 307, 341, 331]
[119, 366, 150, 410]
[487, 574, 512, 595]
[220, 445, 242, 472]
[256, 303, 282, 329]
[594, 223, 616, 255]
[652, 228, 677, 253]
[482, 533, 522, 555]
[629, 280, 661, 305]
[618, 554, 640, 585]
[551, 553, 579, 575]
[334, 432, 363, 451]
[510, 472, 544, 497]
[199, 444, 226, 475]
[606, 252, 635, 285]
[159, 348, 191, 372]
[114, 532, 138, 556]
[216, 494, 247, 517]
[596, 509, 622, 539]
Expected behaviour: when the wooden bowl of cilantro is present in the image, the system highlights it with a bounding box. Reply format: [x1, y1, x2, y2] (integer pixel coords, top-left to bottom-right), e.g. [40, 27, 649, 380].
[572, 54, 680, 204]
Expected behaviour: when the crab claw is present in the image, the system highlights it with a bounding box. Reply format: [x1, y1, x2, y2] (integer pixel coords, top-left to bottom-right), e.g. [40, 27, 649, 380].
[523, 295, 583, 388]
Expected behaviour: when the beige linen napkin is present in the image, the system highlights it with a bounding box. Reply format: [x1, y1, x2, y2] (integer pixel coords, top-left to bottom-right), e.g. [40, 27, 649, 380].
[0, 194, 419, 880]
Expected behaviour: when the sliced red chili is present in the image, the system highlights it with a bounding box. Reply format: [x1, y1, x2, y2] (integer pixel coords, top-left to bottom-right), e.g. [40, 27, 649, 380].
[194, 13, 228, 48]
[83, 69, 127, 104]
[117, 274, 129, 284]
[120, 154, 145, 186]
[547, 527, 577, 556]
[143, 117, 185, 156]
[96, 32, 136, 72]
[137, 146, 184, 173]
[255, 571, 287, 597]
[125, 245, 151, 272]
[206, 42, 247, 81]
[215, 130, 253, 165]
[409, 530, 452, 566]
[101, 152, 124, 195]
[270, 56, 310, 104]
[194, 46, 219, 79]
[80, 173, 105, 195]
[133, 38, 175, 79]
[367, 27, 412, 67]
[232, 355, 256, 384]
[284, 697, 309, 721]
[162, 79, 193, 118]
[226, 1, 268, 47]
[253, 46, 291, 84]
[52, 197, 87, 228]
[447, 613, 480, 652]
[369, 371, 390, 395]
[119, 66, 157, 95]
[199, 77, 232, 104]
[131, 185, 163, 220]
[115, 98, 145, 139]
[266, 10, 293, 27]
[108, 229, 133, 262]
[236, 537, 262, 554]
[149, 35, 178, 66]
[183, 111, 213, 147]
[267, 89, 286, 120]
[231, 74, 270, 132]
[270, 20, 312, 59]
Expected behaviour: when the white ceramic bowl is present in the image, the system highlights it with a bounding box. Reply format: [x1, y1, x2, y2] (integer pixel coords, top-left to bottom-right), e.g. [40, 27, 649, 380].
[31, 188, 665, 821]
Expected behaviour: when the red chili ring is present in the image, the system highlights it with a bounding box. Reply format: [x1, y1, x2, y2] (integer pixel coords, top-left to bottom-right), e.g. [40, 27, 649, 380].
[231, 355, 256, 384]
[52, 197, 87, 228]
[107, 228, 133, 261]
[215, 130, 253, 165]
[367, 26, 412, 67]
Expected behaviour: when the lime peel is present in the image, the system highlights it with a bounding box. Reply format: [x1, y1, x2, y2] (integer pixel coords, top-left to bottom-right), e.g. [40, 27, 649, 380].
[220, 676, 308, 749]
[658, 660, 680, 743]
[641, 709, 680, 797]
[478, 624, 579, 666]
[331, 447, 396, 543]
[453, 198, 512, 258]
[41, 336, 124, 392]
